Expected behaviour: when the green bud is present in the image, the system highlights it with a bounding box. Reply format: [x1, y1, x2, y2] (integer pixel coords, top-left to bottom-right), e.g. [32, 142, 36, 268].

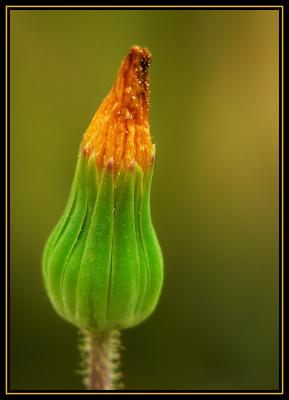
[43, 46, 164, 332]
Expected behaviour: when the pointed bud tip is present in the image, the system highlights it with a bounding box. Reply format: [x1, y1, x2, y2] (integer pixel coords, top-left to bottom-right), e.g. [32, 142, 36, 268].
[128, 45, 152, 70]
[82, 46, 154, 172]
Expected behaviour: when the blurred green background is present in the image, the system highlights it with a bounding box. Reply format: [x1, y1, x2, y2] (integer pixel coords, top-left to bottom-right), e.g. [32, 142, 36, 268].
[10, 9, 279, 391]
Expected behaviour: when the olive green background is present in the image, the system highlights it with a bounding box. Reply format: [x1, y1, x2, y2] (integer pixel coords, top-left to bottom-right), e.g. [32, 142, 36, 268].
[10, 9, 279, 391]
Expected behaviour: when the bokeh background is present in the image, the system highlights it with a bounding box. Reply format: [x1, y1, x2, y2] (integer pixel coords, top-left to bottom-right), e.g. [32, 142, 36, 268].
[10, 9, 279, 391]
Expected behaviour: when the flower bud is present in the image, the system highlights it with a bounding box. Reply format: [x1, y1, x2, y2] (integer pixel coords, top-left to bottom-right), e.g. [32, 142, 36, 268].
[43, 46, 163, 331]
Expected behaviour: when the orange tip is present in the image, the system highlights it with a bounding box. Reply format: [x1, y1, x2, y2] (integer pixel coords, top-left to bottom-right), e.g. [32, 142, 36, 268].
[82, 46, 154, 172]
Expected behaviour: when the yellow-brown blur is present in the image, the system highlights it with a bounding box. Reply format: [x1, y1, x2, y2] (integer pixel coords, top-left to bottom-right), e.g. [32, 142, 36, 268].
[10, 10, 279, 391]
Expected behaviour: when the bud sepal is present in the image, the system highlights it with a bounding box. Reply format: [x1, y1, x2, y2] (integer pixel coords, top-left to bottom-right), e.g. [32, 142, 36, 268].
[43, 148, 163, 331]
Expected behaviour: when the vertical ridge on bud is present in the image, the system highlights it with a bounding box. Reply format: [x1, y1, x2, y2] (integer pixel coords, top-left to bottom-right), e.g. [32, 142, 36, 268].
[46, 155, 89, 317]
[43, 150, 83, 279]
[107, 167, 140, 328]
[137, 156, 163, 323]
[134, 164, 149, 317]
[75, 161, 114, 329]
[62, 154, 99, 322]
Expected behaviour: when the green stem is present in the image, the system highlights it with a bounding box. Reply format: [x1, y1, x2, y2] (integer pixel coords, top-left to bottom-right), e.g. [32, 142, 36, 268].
[79, 329, 123, 390]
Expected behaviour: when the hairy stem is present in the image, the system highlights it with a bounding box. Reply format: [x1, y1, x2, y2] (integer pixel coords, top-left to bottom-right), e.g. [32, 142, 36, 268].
[79, 329, 123, 390]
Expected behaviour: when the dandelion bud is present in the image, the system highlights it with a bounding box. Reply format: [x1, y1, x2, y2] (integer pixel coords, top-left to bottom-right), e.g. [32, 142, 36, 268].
[43, 46, 164, 331]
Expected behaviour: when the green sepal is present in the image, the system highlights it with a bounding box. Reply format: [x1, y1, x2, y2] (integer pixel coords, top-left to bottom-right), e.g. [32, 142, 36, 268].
[135, 163, 164, 325]
[107, 166, 140, 329]
[75, 161, 114, 330]
[61, 154, 99, 324]
[43, 154, 88, 317]
[43, 147, 83, 281]
[43, 152, 164, 331]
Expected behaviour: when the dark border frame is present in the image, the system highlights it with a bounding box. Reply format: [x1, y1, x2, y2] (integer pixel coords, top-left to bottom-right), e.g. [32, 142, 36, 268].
[4, 3, 284, 395]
